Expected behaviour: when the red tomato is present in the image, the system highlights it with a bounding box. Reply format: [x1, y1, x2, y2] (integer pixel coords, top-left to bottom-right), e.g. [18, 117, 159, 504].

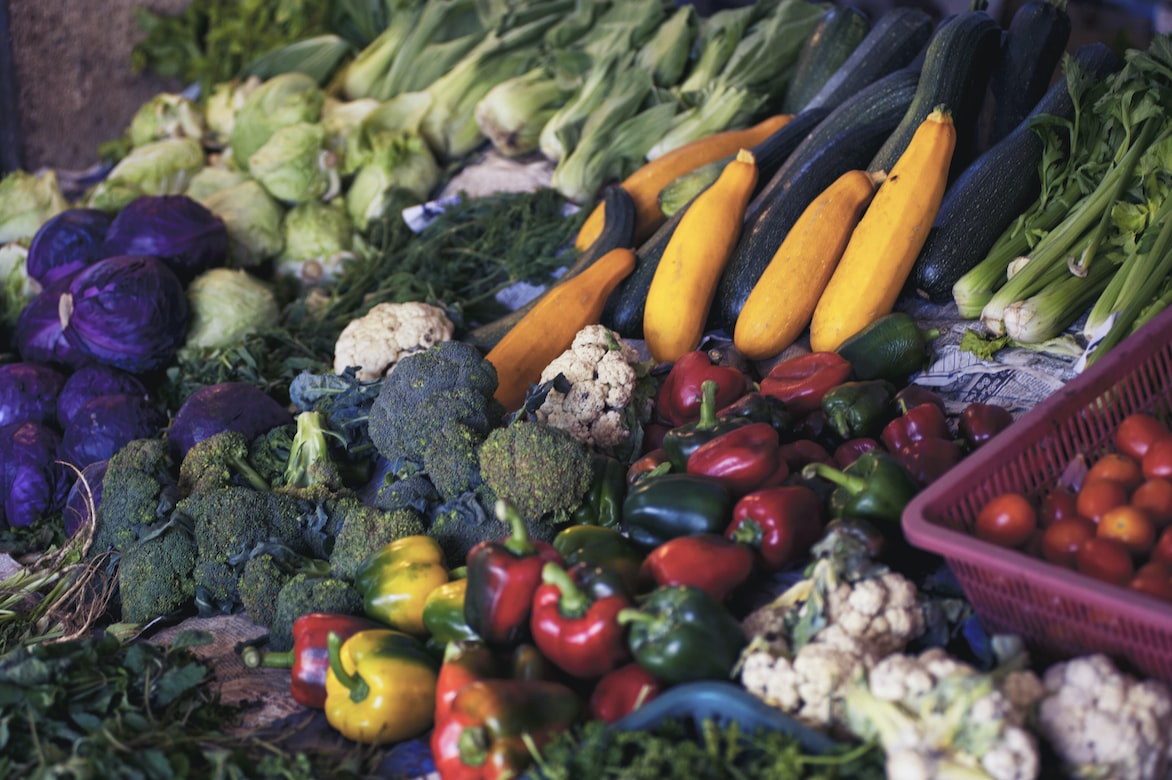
[1041, 516, 1097, 569]
[1143, 436, 1172, 481]
[1130, 478, 1172, 529]
[1096, 504, 1156, 556]
[1152, 526, 1172, 567]
[974, 492, 1037, 548]
[1085, 453, 1144, 493]
[1115, 413, 1169, 461]
[1039, 486, 1080, 528]
[1076, 479, 1130, 523]
[1128, 568, 1172, 602]
[1076, 537, 1134, 585]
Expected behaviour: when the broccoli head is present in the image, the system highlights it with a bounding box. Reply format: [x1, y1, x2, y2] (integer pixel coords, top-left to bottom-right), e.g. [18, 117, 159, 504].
[179, 487, 311, 565]
[328, 501, 426, 580]
[117, 524, 198, 624]
[423, 421, 486, 502]
[368, 341, 502, 464]
[93, 438, 179, 554]
[178, 430, 272, 497]
[371, 472, 441, 514]
[238, 547, 331, 628]
[478, 420, 593, 525]
[270, 573, 363, 651]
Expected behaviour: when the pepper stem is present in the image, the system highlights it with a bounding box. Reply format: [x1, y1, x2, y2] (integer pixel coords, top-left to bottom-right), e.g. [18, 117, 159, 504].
[457, 726, 489, 768]
[495, 500, 535, 556]
[542, 563, 589, 617]
[696, 380, 719, 431]
[240, 646, 294, 669]
[326, 631, 369, 703]
[801, 462, 867, 496]
[615, 608, 656, 627]
[728, 518, 764, 548]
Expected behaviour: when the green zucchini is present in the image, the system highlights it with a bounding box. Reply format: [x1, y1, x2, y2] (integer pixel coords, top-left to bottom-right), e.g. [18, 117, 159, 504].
[803, 6, 934, 112]
[657, 105, 832, 218]
[782, 5, 872, 114]
[711, 67, 921, 332]
[835, 311, 939, 382]
[911, 42, 1123, 303]
[599, 201, 688, 340]
[867, 10, 1003, 179]
[464, 185, 635, 350]
[987, 0, 1071, 148]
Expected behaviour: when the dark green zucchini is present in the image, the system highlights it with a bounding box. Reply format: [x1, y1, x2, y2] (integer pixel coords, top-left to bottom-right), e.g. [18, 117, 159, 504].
[465, 185, 635, 350]
[657, 105, 832, 218]
[910, 42, 1124, 302]
[803, 7, 934, 112]
[710, 67, 921, 331]
[987, 0, 1071, 148]
[782, 5, 872, 113]
[600, 201, 688, 339]
[867, 10, 1003, 179]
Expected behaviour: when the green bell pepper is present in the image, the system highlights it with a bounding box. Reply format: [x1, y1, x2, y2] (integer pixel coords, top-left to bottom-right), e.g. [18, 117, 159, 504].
[820, 380, 897, 440]
[616, 585, 746, 684]
[620, 473, 733, 551]
[571, 453, 628, 528]
[662, 380, 750, 471]
[801, 451, 919, 524]
[552, 525, 643, 597]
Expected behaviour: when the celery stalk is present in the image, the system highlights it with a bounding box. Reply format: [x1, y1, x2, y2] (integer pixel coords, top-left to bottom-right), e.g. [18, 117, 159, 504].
[1002, 254, 1115, 343]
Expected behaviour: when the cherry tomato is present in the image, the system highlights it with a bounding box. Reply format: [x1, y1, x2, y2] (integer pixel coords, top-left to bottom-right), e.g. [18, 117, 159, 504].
[1041, 516, 1097, 568]
[1076, 537, 1134, 585]
[974, 492, 1036, 548]
[1085, 452, 1144, 492]
[1115, 412, 1169, 461]
[1039, 486, 1080, 528]
[1152, 526, 1172, 567]
[1142, 435, 1172, 481]
[1075, 478, 1129, 523]
[1135, 561, 1172, 580]
[1127, 563, 1172, 602]
[1096, 504, 1156, 556]
[1130, 478, 1172, 529]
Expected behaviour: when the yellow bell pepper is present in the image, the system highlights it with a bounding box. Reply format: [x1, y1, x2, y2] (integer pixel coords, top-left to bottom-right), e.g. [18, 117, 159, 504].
[355, 535, 449, 635]
[324, 628, 438, 745]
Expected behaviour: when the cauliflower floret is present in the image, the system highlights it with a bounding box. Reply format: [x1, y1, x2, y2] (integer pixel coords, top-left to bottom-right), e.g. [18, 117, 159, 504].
[1036, 654, 1172, 780]
[533, 325, 651, 453]
[333, 301, 454, 381]
[825, 570, 926, 656]
[739, 646, 802, 713]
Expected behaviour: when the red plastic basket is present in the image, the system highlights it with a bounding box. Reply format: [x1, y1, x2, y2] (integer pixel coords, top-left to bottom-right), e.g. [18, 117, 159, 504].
[902, 304, 1172, 683]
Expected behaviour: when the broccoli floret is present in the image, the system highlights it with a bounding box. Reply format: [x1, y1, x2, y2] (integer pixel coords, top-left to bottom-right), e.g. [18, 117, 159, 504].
[117, 524, 198, 623]
[478, 420, 593, 525]
[178, 431, 271, 497]
[371, 473, 441, 514]
[423, 422, 486, 502]
[270, 573, 363, 651]
[179, 487, 310, 565]
[329, 501, 426, 580]
[367, 341, 502, 465]
[193, 559, 240, 611]
[93, 438, 179, 554]
[248, 424, 296, 487]
[238, 547, 331, 628]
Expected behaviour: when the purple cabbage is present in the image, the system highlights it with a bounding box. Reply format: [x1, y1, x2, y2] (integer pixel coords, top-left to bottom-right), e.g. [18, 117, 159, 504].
[26, 208, 113, 287]
[60, 393, 167, 469]
[0, 362, 68, 427]
[168, 381, 293, 462]
[101, 195, 229, 282]
[56, 365, 149, 431]
[63, 459, 107, 537]
[13, 275, 94, 369]
[0, 421, 70, 528]
[60, 255, 189, 374]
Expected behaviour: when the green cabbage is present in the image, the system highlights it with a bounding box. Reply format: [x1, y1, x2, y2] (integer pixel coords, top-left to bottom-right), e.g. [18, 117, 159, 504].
[199, 180, 286, 267]
[184, 267, 281, 350]
[0, 170, 68, 243]
[247, 122, 339, 204]
[229, 72, 325, 169]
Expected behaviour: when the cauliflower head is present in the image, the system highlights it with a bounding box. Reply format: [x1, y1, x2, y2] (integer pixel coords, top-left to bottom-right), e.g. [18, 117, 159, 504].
[824, 570, 926, 657]
[333, 301, 454, 381]
[533, 325, 651, 454]
[1036, 654, 1172, 780]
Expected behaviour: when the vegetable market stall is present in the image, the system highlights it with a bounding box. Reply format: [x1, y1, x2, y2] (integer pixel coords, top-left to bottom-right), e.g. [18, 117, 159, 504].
[5, 1, 1172, 779]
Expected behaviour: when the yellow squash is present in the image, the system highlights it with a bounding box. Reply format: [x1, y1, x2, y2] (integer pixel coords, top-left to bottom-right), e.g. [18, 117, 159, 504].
[809, 107, 955, 352]
[734, 168, 886, 360]
[643, 149, 759, 364]
[486, 246, 636, 411]
[574, 115, 789, 251]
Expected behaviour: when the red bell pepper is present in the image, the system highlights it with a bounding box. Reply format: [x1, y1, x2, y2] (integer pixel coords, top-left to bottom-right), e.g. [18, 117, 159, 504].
[759, 352, 852, 416]
[240, 612, 383, 709]
[627, 448, 670, 485]
[588, 662, 663, 723]
[716, 391, 794, 434]
[638, 533, 756, 601]
[893, 436, 964, 487]
[958, 402, 1014, 449]
[834, 437, 883, 469]
[777, 439, 833, 472]
[685, 422, 787, 495]
[656, 350, 749, 426]
[435, 641, 502, 724]
[893, 384, 946, 413]
[880, 401, 951, 452]
[725, 486, 824, 571]
[529, 562, 631, 679]
[464, 501, 564, 647]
